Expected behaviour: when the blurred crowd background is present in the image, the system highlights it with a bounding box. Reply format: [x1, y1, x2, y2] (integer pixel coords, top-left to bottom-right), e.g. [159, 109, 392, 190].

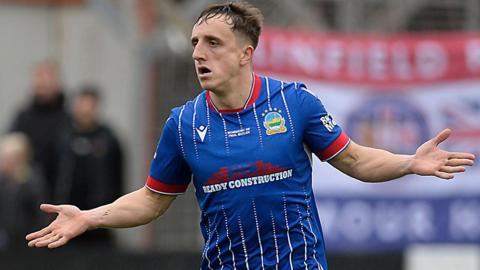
[0, 0, 479, 269]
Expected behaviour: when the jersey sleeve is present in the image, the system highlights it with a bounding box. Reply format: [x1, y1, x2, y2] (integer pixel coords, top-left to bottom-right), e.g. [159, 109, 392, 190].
[297, 87, 351, 161]
[145, 116, 192, 195]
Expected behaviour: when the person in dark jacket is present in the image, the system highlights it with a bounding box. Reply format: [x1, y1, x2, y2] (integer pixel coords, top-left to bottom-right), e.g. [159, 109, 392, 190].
[55, 86, 124, 247]
[9, 61, 71, 202]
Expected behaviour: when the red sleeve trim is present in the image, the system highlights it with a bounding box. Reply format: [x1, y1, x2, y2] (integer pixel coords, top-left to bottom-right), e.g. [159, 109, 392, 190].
[316, 131, 351, 161]
[146, 176, 188, 194]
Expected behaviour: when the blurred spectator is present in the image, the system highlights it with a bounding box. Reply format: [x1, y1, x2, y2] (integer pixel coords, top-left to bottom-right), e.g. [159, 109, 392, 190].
[0, 133, 46, 250]
[55, 86, 124, 247]
[9, 60, 71, 202]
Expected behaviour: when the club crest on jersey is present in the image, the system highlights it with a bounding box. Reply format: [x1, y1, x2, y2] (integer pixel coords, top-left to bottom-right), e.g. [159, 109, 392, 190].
[262, 108, 287, 135]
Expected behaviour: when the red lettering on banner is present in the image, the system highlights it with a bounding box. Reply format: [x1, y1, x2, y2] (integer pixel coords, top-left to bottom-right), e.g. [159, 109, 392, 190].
[254, 29, 480, 86]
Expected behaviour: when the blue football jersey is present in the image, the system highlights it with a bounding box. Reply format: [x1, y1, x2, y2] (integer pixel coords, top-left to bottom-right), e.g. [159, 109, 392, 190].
[147, 74, 350, 270]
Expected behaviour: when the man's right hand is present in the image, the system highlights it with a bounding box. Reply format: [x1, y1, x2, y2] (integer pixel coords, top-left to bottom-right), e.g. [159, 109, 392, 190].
[26, 204, 90, 249]
[26, 187, 176, 249]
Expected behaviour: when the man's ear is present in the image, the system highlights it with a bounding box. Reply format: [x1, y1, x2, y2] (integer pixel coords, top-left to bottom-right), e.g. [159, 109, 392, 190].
[240, 45, 254, 66]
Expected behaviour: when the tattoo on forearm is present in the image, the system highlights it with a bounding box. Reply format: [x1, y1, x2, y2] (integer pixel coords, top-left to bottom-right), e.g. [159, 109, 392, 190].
[103, 210, 110, 217]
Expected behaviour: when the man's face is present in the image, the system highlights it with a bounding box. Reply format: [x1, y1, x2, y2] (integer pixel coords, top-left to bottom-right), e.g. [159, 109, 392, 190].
[73, 95, 98, 129]
[191, 15, 247, 91]
[32, 63, 60, 101]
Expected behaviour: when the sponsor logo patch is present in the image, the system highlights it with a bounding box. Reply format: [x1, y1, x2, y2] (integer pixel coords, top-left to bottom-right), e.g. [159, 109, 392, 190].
[320, 114, 336, 132]
[227, 127, 251, 138]
[196, 125, 208, 142]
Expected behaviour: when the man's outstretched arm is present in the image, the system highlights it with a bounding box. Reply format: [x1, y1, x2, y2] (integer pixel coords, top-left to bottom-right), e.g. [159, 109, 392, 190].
[329, 128, 476, 182]
[26, 186, 176, 248]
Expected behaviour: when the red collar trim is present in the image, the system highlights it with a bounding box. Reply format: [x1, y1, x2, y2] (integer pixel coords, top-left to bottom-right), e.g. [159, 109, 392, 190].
[206, 74, 262, 114]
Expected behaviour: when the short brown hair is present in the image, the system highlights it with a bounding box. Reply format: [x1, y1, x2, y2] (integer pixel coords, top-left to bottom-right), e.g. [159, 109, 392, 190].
[196, 1, 264, 49]
[78, 85, 101, 101]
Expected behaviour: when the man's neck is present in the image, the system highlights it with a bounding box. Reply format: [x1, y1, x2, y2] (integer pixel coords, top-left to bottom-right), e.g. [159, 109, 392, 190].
[209, 70, 254, 111]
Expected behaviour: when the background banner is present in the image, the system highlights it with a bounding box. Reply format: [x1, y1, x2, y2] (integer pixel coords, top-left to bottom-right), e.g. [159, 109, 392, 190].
[255, 29, 480, 251]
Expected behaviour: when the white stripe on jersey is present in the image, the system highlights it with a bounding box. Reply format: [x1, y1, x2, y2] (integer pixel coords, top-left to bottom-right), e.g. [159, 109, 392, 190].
[214, 228, 224, 270]
[265, 77, 272, 111]
[280, 81, 296, 142]
[205, 98, 212, 142]
[144, 184, 185, 196]
[299, 86, 319, 99]
[252, 103, 264, 148]
[304, 191, 322, 269]
[219, 113, 230, 155]
[222, 205, 237, 270]
[192, 96, 200, 159]
[252, 200, 265, 270]
[178, 105, 186, 158]
[238, 217, 250, 270]
[236, 112, 244, 129]
[324, 138, 351, 162]
[296, 204, 308, 270]
[202, 215, 214, 270]
[270, 212, 280, 270]
[283, 194, 294, 270]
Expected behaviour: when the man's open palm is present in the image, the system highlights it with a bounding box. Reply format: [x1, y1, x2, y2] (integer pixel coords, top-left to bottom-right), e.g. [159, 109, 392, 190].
[26, 204, 89, 248]
[411, 128, 475, 179]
